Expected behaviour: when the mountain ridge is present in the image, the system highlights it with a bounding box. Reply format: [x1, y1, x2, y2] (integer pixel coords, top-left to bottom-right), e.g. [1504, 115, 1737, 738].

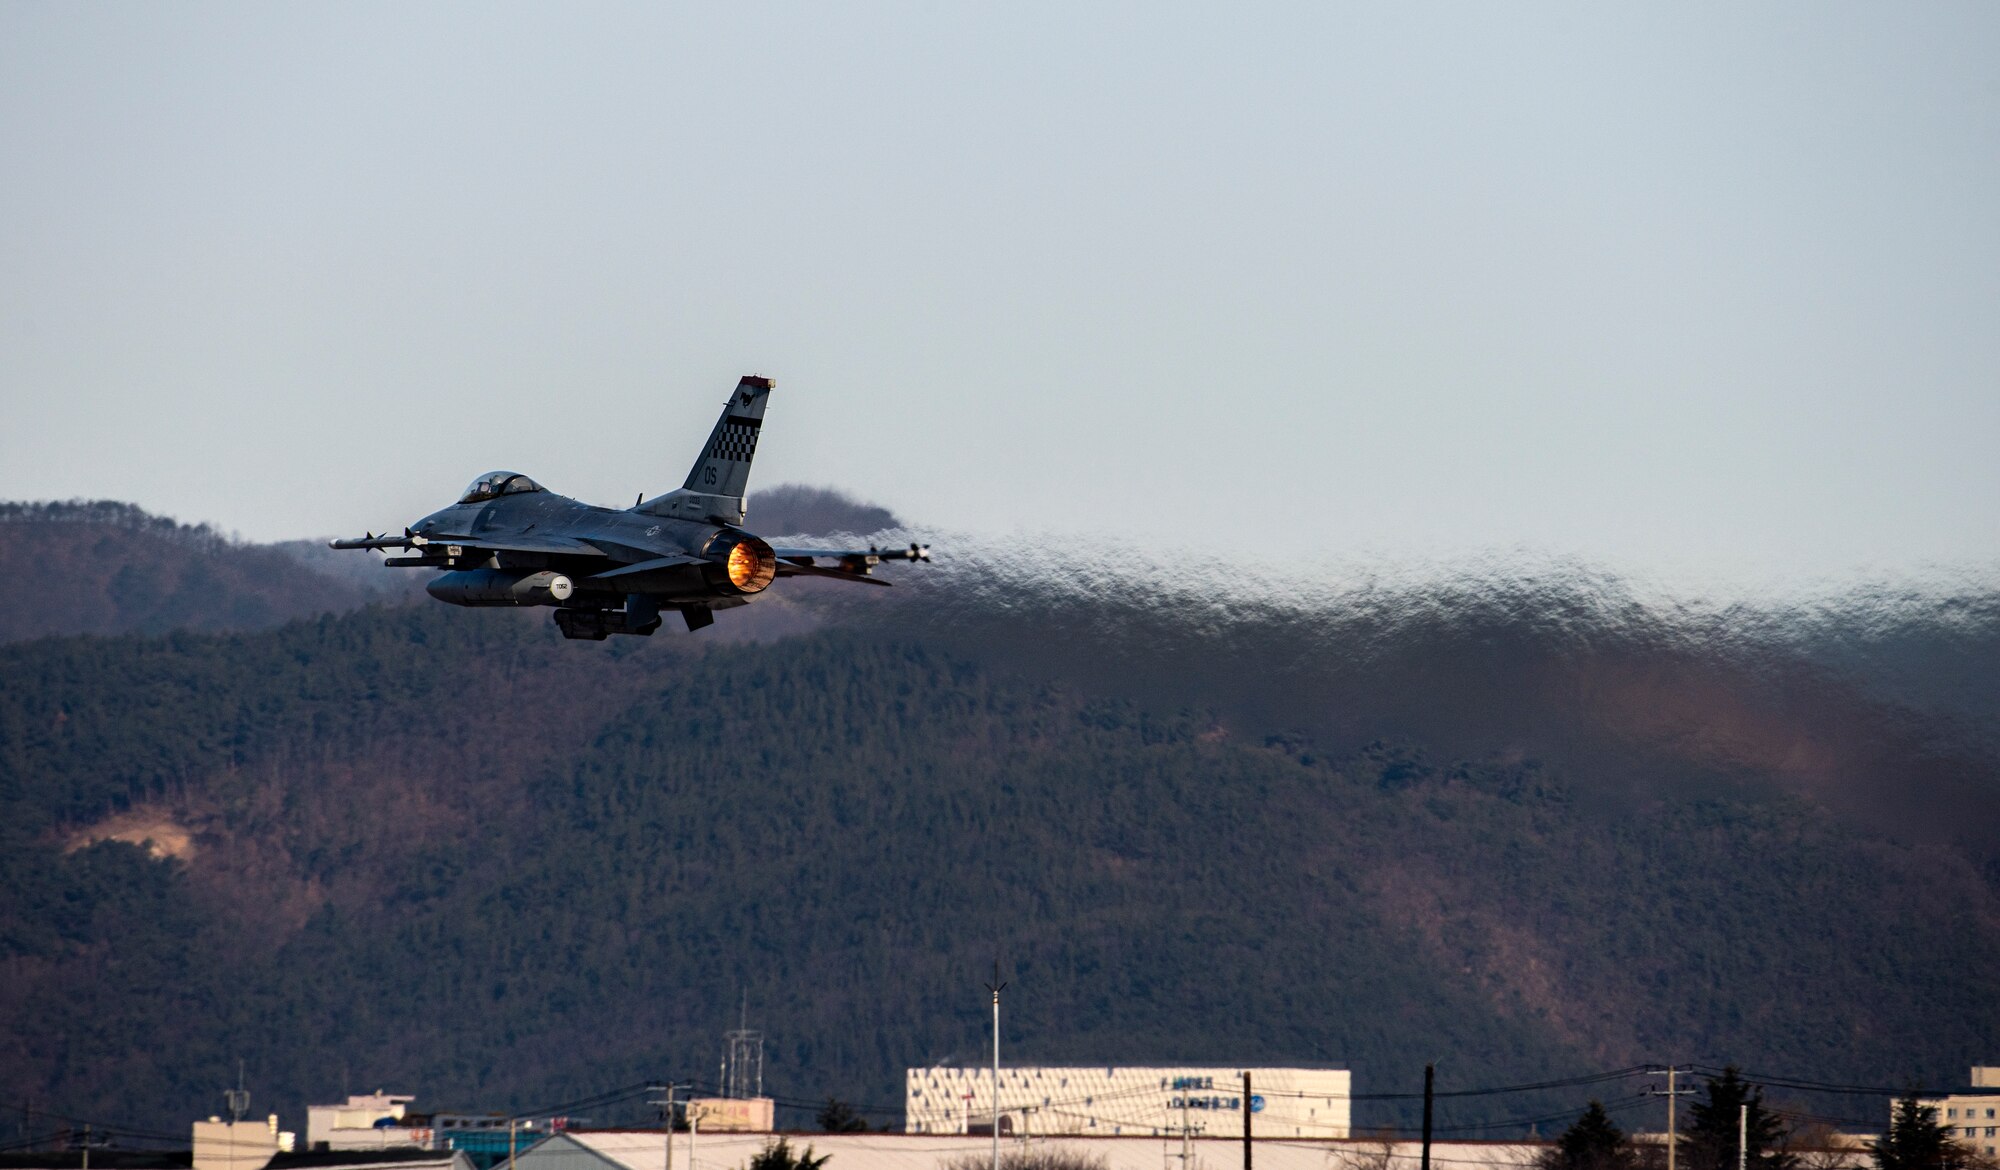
[2, 497, 1996, 1143]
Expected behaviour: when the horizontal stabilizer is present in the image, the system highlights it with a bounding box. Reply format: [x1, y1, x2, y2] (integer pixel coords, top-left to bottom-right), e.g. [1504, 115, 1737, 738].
[774, 561, 894, 587]
[771, 542, 930, 566]
[769, 542, 930, 585]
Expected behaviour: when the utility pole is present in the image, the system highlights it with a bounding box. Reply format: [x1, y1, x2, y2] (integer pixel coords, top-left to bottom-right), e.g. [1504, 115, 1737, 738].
[1241, 1072, 1252, 1170]
[81, 1125, 89, 1170]
[1648, 1067, 1693, 1170]
[649, 1085, 678, 1170]
[1182, 1092, 1192, 1170]
[1421, 1064, 1435, 1170]
[507, 1118, 521, 1170]
[986, 962, 1008, 1170]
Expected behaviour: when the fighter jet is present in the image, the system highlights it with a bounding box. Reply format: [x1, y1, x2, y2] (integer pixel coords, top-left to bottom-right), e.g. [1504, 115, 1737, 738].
[330, 375, 928, 640]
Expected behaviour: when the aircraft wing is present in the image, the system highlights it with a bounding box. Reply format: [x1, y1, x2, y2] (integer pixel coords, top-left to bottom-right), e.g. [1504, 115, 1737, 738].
[587, 555, 706, 580]
[770, 542, 930, 586]
[328, 531, 609, 556]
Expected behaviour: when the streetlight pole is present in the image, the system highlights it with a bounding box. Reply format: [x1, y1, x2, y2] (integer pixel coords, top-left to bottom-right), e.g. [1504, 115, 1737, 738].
[1241, 1072, 1252, 1170]
[1738, 1104, 1747, 1170]
[986, 962, 1008, 1170]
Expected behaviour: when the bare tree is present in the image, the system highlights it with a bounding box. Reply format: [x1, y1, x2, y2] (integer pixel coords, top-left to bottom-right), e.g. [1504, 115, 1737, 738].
[1785, 1120, 1866, 1170]
[1327, 1130, 1401, 1170]
[942, 1147, 1109, 1170]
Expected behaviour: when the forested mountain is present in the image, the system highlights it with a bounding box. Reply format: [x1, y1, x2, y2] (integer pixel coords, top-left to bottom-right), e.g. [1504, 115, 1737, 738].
[0, 489, 903, 647]
[0, 502, 384, 642]
[4, 545, 2000, 1143]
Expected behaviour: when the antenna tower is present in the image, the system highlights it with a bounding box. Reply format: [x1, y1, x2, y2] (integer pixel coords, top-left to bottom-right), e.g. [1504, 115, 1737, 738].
[722, 993, 763, 1099]
[224, 1061, 250, 1123]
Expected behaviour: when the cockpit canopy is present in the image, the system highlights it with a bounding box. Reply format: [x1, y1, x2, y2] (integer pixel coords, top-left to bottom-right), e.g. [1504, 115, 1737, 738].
[458, 471, 544, 504]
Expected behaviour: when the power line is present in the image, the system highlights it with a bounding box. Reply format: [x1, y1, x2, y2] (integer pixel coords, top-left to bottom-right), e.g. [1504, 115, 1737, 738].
[512, 1083, 661, 1120]
[1689, 1068, 1960, 1100]
[1253, 1067, 1657, 1102]
[1428, 1093, 1658, 1136]
[0, 1131, 78, 1153]
[0, 1103, 183, 1146]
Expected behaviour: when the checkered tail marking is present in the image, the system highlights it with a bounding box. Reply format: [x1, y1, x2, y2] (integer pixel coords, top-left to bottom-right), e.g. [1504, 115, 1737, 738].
[707, 416, 762, 464]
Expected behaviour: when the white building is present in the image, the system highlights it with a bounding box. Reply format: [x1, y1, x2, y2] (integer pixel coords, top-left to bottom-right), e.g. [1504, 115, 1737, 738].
[511, 1130, 1523, 1170]
[193, 1115, 292, 1170]
[308, 1094, 427, 1151]
[1918, 1067, 2000, 1159]
[904, 1066, 1351, 1139]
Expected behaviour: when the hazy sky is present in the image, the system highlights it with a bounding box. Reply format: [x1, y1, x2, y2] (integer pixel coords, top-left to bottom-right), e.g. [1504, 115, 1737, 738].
[3, 4, 1996, 588]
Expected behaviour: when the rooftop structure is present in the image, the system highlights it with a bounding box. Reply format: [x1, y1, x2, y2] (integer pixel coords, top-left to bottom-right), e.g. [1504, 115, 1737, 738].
[266, 1149, 472, 1170]
[306, 1097, 422, 1153]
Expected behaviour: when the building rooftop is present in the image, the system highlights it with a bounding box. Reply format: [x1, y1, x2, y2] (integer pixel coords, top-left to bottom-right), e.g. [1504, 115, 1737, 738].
[513, 1130, 1546, 1170]
[0, 1154, 194, 1170]
[267, 1152, 467, 1170]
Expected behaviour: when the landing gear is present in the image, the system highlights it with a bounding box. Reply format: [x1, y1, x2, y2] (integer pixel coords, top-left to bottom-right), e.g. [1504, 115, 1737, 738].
[553, 605, 662, 641]
[553, 596, 720, 640]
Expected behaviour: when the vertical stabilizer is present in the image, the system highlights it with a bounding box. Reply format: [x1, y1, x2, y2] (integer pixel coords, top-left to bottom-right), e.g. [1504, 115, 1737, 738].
[685, 376, 772, 500]
[638, 375, 773, 525]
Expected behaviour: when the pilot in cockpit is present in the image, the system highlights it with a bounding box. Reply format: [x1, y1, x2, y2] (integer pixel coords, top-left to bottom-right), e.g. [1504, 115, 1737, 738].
[459, 471, 543, 504]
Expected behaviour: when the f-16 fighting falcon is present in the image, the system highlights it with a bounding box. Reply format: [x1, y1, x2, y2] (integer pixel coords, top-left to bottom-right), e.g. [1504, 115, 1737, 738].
[331, 376, 929, 640]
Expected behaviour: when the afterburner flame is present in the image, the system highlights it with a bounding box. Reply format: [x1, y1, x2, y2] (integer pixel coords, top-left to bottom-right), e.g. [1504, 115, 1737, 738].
[727, 537, 777, 593]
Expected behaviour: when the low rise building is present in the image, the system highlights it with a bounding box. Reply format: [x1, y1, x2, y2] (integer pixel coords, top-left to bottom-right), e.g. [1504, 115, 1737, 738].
[509, 1130, 1524, 1170]
[188, 1112, 464, 1170]
[306, 1097, 426, 1153]
[905, 1066, 1351, 1139]
[193, 1116, 291, 1170]
[431, 1118, 555, 1170]
[1917, 1067, 2000, 1159]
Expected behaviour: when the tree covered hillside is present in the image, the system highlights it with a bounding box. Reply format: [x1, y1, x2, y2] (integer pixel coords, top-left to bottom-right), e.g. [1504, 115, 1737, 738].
[3, 599, 1998, 1140]
[0, 501, 384, 643]
[0, 488, 904, 646]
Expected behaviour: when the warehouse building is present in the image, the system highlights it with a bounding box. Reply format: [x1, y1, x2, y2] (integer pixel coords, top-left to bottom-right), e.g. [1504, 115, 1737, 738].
[508, 1131, 1523, 1170]
[904, 1066, 1350, 1138]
